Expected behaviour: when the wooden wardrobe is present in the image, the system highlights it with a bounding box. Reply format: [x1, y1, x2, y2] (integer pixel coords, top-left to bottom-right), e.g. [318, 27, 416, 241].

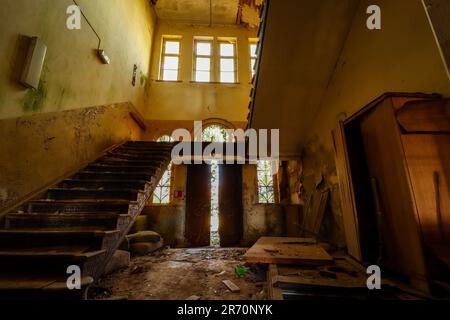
[333, 93, 450, 295]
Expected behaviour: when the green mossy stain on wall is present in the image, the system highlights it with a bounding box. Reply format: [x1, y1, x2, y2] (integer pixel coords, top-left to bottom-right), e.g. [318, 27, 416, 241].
[140, 70, 148, 87]
[21, 80, 47, 112]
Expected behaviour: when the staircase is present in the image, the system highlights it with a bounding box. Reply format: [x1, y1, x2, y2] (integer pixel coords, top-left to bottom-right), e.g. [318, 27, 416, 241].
[0, 141, 175, 299]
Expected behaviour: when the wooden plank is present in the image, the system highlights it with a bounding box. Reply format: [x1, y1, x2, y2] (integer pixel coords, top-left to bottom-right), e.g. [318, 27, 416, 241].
[332, 123, 362, 261]
[284, 205, 302, 237]
[401, 133, 450, 250]
[397, 99, 450, 132]
[267, 264, 283, 300]
[302, 190, 329, 237]
[222, 280, 240, 293]
[360, 98, 430, 294]
[244, 237, 332, 265]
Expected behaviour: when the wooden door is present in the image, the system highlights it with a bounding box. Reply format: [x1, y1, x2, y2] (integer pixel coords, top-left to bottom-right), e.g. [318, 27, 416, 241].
[332, 122, 362, 261]
[186, 164, 211, 247]
[360, 99, 429, 293]
[219, 164, 244, 247]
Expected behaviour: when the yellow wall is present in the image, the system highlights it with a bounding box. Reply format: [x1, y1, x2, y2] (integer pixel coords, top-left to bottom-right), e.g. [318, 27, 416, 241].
[310, 0, 450, 148]
[146, 21, 257, 122]
[300, 0, 450, 247]
[0, 102, 143, 214]
[0, 0, 156, 119]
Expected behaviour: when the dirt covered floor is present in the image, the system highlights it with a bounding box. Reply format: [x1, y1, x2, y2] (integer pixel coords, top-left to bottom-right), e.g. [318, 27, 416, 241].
[93, 248, 267, 300]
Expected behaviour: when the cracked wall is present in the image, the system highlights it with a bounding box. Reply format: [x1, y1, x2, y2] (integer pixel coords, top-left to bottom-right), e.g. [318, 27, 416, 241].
[0, 102, 143, 215]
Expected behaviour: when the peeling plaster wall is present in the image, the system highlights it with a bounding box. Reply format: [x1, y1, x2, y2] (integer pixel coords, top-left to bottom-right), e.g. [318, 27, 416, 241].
[0, 0, 156, 119]
[146, 21, 257, 121]
[142, 120, 247, 141]
[144, 164, 285, 248]
[300, 0, 450, 248]
[0, 102, 143, 214]
[242, 164, 284, 245]
[143, 165, 187, 247]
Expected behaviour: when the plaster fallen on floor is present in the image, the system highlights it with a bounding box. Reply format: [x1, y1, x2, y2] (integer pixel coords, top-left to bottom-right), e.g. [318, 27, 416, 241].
[93, 248, 267, 300]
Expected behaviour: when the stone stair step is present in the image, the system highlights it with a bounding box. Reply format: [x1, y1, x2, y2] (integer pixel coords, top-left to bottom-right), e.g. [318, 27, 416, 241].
[102, 153, 169, 161]
[0, 140, 175, 299]
[85, 164, 160, 173]
[5, 213, 130, 230]
[108, 149, 172, 157]
[59, 179, 148, 190]
[0, 275, 94, 300]
[28, 199, 132, 214]
[46, 188, 142, 201]
[123, 141, 176, 148]
[95, 159, 162, 167]
[75, 171, 155, 181]
[0, 230, 120, 250]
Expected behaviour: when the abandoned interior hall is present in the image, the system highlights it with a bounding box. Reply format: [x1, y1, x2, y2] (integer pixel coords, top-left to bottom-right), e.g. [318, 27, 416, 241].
[0, 0, 449, 301]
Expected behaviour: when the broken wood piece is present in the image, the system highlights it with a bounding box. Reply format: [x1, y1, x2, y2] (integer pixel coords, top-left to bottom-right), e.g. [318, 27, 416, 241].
[222, 280, 240, 293]
[186, 295, 201, 301]
[264, 248, 280, 254]
[319, 270, 337, 279]
[244, 237, 333, 266]
[267, 265, 284, 300]
[301, 190, 330, 237]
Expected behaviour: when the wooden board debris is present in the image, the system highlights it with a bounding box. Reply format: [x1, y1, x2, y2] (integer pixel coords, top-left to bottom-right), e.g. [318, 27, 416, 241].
[244, 237, 333, 266]
[267, 264, 283, 300]
[222, 280, 240, 293]
[302, 190, 329, 237]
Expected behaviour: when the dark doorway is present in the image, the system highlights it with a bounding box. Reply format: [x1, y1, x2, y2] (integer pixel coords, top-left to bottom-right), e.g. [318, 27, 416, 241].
[219, 164, 244, 247]
[185, 164, 211, 247]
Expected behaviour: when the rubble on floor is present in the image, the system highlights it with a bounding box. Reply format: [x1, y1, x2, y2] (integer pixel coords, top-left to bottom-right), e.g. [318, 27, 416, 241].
[91, 248, 266, 300]
[245, 237, 427, 300]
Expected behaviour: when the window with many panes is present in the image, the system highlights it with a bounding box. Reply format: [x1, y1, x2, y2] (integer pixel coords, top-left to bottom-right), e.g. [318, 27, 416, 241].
[152, 135, 174, 204]
[219, 39, 237, 83]
[250, 40, 258, 78]
[160, 37, 181, 81]
[257, 160, 275, 204]
[193, 39, 213, 82]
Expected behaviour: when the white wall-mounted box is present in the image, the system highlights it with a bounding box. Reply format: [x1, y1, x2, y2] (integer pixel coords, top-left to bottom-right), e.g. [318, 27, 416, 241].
[20, 37, 47, 89]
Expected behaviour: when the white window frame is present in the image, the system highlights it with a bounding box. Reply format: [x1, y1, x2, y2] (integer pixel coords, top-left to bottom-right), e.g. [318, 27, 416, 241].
[159, 37, 182, 81]
[249, 39, 259, 79]
[218, 38, 238, 84]
[193, 38, 214, 83]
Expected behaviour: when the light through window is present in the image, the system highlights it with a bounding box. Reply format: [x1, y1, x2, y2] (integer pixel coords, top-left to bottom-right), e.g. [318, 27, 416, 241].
[219, 40, 237, 83]
[250, 41, 258, 78]
[194, 39, 213, 82]
[153, 135, 174, 204]
[257, 160, 275, 204]
[160, 38, 181, 81]
[202, 125, 231, 246]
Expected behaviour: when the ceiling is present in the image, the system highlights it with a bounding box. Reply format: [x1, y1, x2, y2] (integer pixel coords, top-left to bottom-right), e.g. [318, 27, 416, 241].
[153, 0, 262, 27]
[250, 0, 360, 157]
